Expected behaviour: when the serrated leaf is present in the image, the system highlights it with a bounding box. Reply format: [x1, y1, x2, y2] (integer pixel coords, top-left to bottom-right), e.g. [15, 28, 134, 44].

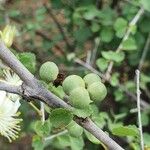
[50, 108, 73, 128]
[96, 58, 108, 71]
[144, 133, 150, 146]
[101, 51, 125, 62]
[84, 130, 100, 144]
[91, 22, 100, 32]
[53, 134, 70, 149]
[100, 27, 114, 43]
[72, 105, 93, 118]
[32, 135, 44, 150]
[122, 37, 137, 50]
[141, 113, 149, 126]
[140, 0, 150, 12]
[17, 52, 36, 73]
[111, 125, 139, 137]
[114, 89, 124, 101]
[114, 17, 128, 38]
[110, 73, 119, 87]
[33, 120, 51, 136]
[83, 7, 99, 20]
[74, 27, 92, 43]
[53, 134, 84, 150]
[70, 136, 84, 150]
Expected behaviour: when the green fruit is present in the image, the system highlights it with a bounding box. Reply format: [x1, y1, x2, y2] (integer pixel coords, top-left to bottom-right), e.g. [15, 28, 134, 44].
[67, 121, 83, 137]
[39, 61, 59, 82]
[69, 87, 92, 109]
[62, 75, 85, 95]
[83, 73, 101, 86]
[87, 82, 107, 102]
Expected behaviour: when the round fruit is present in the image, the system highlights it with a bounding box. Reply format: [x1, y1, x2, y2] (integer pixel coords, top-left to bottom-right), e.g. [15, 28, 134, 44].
[67, 121, 83, 137]
[83, 73, 101, 87]
[69, 87, 92, 109]
[87, 82, 107, 102]
[62, 75, 85, 95]
[39, 61, 59, 82]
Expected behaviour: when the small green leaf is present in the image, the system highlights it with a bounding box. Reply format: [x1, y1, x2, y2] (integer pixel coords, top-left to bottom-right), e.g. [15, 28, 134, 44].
[129, 25, 137, 34]
[141, 113, 149, 126]
[84, 130, 100, 144]
[17, 52, 36, 73]
[73, 106, 93, 118]
[50, 108, 73, 128]
[114, 89, 124, 101]
[32, 135, 44, 150]
[74, 27, 92, 43]
[122, 37, 137, 50]
[100, 27, 114, 43]
[91, 22, 100, 32]
[82, 6, 99, 20]
[48, 83, 65, 99]
[143, 133, 150, 146]
[53, 134, 70, 149]
[67, 121, 83, 137]
[140, 0, 150, 12]
[110, 73, 119, 87]
[141, 73, 150, 83]
[92, 112, 110, 129]
[52, 134, 84, 150]
[33, 120, 51, 136]
[96, 58, 108, 71]
[101, 51, 125, 62]
[114, 17, 128, 38]
[70, 136, 84, 150]
[111, 125, 139, 137]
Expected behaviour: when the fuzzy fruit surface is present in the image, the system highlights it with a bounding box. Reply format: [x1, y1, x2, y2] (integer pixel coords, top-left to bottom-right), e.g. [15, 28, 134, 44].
[83, 73, 101, 87]
[88, 82, 107, 102]
[67, 121, 83, 137]
[69, 87, 92, 109]
[62, 75, 85, 95]
[39, 61, 59, 82]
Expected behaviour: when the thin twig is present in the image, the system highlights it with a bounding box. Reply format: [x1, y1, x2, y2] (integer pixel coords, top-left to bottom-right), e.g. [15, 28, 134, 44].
[91, 38, 100, 66]
[138, 33, 150, 70]
[40, 102, 45, 124]
[105, 8, 144, 80]
[136, 70, 144, 150]
[35, 30, 65, 56]
[29, 102, 41, 116]
[75, 58, 105, 79]
[86, 50, 92, 65]
[44, 130, 68, 141]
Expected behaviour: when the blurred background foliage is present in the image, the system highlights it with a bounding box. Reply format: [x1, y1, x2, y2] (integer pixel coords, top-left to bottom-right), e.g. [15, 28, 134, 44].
[0, 0, 150, 150]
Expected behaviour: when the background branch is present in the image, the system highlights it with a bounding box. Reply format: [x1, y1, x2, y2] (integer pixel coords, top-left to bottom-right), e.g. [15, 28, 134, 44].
[138, 33, 150, 70]
[44, 3, 72, 51]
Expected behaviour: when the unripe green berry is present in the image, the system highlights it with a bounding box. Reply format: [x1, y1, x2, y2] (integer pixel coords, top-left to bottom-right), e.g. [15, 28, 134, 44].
[39, 61, 59, 82]
[69, 87, 92, 109]
[62, 75, 85, 95]
[83, 73, 101, 87]
[87, 82, 107, 102]
[67, 121, 83, 137]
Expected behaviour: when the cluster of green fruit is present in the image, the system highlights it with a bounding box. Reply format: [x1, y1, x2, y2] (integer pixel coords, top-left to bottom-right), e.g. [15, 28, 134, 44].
[39, 61, 107, 109]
